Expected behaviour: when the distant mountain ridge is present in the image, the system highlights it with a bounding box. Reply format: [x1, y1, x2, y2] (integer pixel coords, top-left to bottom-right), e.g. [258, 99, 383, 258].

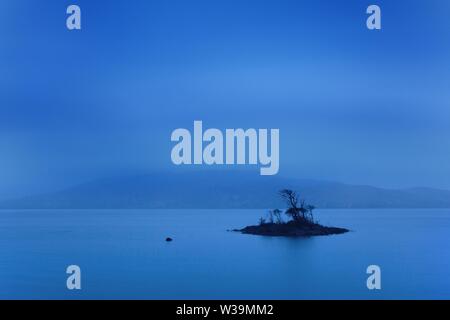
[1, 172, 450, 209]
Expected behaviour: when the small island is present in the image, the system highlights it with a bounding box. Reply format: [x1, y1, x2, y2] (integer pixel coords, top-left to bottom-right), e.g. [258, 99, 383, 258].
[236, 189, 349, 237]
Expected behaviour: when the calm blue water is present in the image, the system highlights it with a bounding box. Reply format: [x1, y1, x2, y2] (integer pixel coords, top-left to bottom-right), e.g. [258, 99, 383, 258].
[1, 209, 450, 299]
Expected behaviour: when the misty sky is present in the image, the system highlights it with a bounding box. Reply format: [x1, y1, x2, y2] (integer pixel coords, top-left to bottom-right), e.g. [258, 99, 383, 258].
[1, 0, 450, 199]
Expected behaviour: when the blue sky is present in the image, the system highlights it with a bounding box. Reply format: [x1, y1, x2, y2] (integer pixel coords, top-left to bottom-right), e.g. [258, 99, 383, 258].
[1, 0, 450, 199]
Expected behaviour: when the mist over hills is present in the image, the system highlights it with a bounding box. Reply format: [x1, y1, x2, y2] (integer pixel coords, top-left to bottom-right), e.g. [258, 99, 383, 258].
[1, 171, 450, 209]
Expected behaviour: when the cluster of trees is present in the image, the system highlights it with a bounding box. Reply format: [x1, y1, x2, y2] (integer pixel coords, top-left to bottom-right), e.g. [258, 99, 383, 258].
[260, 189, 316, 225]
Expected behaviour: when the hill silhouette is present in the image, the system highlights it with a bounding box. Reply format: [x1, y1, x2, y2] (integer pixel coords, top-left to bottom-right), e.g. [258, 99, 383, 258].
[1, 171, 450, 209]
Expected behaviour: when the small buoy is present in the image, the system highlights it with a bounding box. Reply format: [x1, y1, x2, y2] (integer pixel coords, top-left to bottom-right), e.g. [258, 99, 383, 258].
[166, 237, 173, 242]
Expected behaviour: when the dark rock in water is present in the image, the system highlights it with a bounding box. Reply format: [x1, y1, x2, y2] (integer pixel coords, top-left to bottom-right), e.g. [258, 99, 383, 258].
[236, 221, 349, 237]
[165, 237, 173, 242]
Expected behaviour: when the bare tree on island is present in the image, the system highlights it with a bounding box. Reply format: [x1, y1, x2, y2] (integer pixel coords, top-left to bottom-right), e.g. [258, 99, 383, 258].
[279, 189, 315, 224]
[306, 204, 316, 222]
[279, 189, 300, 220]
[267, 208, 284, 224]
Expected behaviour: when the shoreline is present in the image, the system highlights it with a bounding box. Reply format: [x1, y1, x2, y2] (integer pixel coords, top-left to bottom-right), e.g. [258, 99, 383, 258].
[235, 221, 349, 237]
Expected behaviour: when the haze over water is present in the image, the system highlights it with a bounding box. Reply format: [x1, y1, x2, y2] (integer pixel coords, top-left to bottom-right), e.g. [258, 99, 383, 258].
[1, 209, 449, 299]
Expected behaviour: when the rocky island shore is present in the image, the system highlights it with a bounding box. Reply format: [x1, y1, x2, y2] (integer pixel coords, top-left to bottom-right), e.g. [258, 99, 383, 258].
[237, 220, 349, 237]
